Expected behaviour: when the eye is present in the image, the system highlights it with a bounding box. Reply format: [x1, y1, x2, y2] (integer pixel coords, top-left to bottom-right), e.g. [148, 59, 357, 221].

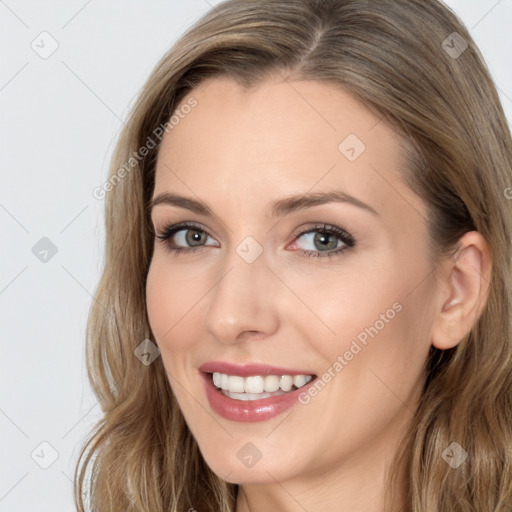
[154, 221, 355, 259]
[155, 222, 218, 254]
[288, 223, 355, 259]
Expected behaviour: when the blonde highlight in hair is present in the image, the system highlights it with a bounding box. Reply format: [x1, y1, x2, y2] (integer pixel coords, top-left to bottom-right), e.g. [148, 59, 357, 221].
[74, 1, 512, 510]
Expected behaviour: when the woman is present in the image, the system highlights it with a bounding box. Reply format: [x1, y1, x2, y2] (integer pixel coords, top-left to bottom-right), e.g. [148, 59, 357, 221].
[75, 0, 512, 510]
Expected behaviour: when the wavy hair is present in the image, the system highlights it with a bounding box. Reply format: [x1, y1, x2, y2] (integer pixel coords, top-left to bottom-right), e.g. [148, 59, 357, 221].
[74, 0, 512, 510]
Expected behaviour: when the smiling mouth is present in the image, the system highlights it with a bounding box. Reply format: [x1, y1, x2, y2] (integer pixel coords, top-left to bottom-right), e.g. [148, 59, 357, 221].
[209, 371, 315, 401]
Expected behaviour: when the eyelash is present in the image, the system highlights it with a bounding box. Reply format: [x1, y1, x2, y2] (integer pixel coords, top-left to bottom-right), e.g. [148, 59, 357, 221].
[155, 221, 356, 259]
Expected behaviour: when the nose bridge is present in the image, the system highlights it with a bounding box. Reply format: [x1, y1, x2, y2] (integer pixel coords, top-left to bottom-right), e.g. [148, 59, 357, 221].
[202, 240, 280, 343]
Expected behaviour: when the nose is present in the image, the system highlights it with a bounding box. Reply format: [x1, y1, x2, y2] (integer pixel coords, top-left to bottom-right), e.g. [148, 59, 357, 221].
[202, 247, 280, 345]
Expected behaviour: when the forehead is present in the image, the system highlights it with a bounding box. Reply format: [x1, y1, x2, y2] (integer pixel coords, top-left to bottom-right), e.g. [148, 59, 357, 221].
[154, 76, 426, 225]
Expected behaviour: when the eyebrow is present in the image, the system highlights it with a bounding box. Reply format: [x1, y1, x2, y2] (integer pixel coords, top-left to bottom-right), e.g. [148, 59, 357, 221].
[149, 189, 379, 218]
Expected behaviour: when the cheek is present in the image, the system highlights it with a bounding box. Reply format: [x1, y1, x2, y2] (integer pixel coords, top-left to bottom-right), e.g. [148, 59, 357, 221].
[296, 267, 403, 355]
[146, 261, 172, 341]
[145, 256, 202, 352]
[301, 260, 431, 386]
[145, 259, 205, 412]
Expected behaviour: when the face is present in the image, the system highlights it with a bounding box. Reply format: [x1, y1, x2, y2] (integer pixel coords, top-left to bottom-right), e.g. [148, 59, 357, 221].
[146, 76, 437, 486]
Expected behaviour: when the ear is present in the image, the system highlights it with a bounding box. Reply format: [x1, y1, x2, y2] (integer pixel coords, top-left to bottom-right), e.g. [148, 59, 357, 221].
[430, 231, 492, 350]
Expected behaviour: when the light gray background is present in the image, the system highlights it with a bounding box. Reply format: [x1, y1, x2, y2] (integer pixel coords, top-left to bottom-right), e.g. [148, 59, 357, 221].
[1, 1, 511, 510]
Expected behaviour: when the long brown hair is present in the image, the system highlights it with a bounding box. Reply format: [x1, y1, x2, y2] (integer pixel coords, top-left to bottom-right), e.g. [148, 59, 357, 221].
[75, 1, 512, 510]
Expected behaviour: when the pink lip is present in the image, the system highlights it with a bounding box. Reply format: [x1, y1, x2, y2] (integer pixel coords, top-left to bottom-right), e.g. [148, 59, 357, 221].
[199, 361, 317, 423]
[199, 361, 314, 377]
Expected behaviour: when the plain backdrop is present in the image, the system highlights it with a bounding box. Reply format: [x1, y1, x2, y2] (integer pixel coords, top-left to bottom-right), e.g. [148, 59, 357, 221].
[1, 1, 511, 510]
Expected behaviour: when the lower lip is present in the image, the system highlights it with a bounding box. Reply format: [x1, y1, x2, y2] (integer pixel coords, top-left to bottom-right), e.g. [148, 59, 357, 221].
[201, 372, 315, 422]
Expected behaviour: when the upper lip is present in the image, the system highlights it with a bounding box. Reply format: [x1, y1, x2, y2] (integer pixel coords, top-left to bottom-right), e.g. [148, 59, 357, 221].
[199, 361, 316, 377]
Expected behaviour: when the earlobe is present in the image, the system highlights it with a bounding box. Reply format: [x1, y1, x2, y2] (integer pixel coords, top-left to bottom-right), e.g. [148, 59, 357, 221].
[431, 231, 492, 351]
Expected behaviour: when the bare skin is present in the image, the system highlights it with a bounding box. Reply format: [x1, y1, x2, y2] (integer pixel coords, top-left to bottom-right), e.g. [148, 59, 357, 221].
[146, 76, 492, 512]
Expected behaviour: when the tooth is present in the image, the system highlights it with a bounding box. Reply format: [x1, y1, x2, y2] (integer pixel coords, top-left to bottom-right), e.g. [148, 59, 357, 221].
[220, 373, 229, 390]
[230, 392, 252, 401]
[224, 391, 284, 401]
[228, 375, 245, 393]
[280, 375, 293, 392]
[293, 375, 310, 388]
[245, 376, 264, 393]
[264, 375, 280, 392]
[214, 372, 314, 394]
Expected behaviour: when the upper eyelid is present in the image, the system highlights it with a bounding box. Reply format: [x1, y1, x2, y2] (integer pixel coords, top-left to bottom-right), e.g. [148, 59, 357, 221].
[154, 220, 220, 241]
